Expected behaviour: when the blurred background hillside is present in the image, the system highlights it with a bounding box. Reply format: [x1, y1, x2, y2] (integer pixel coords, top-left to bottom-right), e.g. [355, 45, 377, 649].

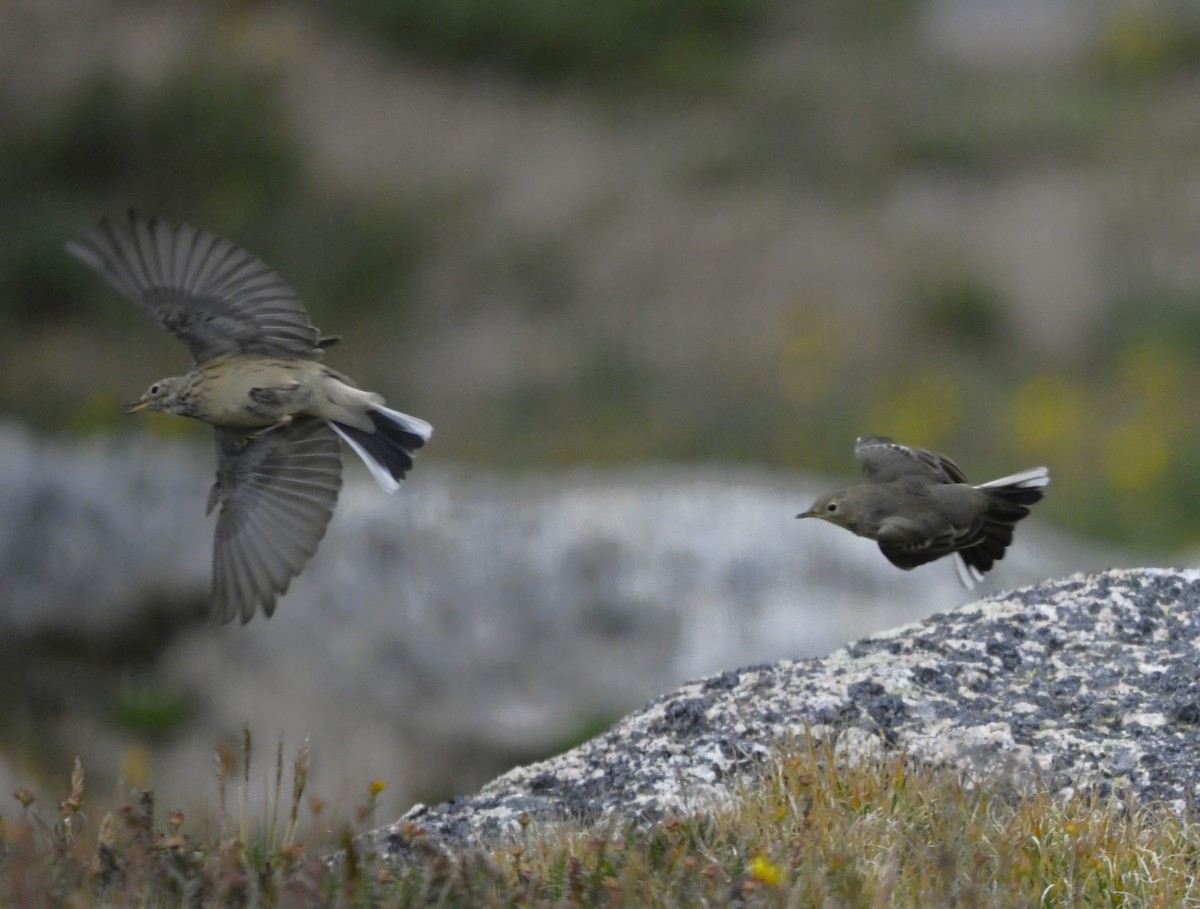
[3, 0, 1200, 824]
[6, 0, 1200, 549]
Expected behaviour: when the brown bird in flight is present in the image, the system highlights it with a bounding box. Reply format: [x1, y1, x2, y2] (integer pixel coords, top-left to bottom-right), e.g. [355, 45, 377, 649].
[68, 211, 432, 623]
[797, 435, 1048, 588]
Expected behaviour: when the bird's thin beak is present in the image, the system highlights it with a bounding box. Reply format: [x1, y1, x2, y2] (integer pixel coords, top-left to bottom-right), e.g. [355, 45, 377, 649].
[796, 510, 817, 520]
[124, 398, 149, 415]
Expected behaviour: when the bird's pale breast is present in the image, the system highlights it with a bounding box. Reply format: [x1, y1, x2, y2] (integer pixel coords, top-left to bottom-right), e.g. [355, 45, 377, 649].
[181, 356, 324, 427]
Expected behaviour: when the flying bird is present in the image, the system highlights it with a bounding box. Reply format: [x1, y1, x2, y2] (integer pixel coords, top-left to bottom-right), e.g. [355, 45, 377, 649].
[797, 435, 1048, 588]
[68, 211, 432, 623]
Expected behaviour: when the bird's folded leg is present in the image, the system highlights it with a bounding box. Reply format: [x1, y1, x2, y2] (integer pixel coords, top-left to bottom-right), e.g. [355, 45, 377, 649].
[206, 482, 222, 516]
[248, 416, 294, 439]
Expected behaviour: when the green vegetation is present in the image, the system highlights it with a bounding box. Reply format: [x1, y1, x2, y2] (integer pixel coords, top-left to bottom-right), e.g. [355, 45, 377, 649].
[107, 682, 194, 743]
[311, 0, 772, 88]
[5, 735, 1200, 906]
[1093, 7, 1200, 82]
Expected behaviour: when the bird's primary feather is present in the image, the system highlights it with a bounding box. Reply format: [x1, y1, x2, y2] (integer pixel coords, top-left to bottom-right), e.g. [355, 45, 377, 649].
[210, 419, 343, 624]
[67, 210, 323, 365]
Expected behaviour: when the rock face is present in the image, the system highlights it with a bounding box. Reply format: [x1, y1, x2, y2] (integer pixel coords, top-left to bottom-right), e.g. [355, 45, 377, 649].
[371, 569, 1200, 860]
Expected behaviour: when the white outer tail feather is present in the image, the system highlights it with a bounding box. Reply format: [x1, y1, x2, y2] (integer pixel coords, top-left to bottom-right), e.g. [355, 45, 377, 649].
[330, 423, 400, 493]
[374, 404, 433, 443]
[975, 466, 1050, 491]
[954, 554, 985, 590]
[329, 404, 433, 495]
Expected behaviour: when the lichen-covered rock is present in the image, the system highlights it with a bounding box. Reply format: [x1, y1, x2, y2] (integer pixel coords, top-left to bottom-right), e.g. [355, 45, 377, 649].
[371, 569, 1200, 860]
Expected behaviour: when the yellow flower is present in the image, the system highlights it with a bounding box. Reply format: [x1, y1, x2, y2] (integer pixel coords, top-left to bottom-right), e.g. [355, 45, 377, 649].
[369, 779, 387, 797]
[748, 854, 784, 886]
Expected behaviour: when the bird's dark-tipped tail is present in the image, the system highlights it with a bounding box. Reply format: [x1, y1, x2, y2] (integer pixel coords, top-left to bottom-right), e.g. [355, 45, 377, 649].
[956, 467, 1050, 586]
[330, 405, 432, 493]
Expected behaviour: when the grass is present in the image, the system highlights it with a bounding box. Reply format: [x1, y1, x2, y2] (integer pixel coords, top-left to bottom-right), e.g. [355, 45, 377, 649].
[5, 732, 1200, 907]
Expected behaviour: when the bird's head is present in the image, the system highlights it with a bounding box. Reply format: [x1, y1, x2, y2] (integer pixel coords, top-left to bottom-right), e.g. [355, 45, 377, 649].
[125, 376, 186, 415]
[796, 487, 859, 532]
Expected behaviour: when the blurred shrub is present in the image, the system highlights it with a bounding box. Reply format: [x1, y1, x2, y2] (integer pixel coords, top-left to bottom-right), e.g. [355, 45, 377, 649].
[0, 62, 301, 335]
[891, 75, 1113, 175]
[312, 0, 770, 85]
[108, 680, 194, 742]
[1093, 8, 1200, 82]
[0, 64, 300, 229]
[910, 270, 1003, 349]
[0, 217, 90, 324]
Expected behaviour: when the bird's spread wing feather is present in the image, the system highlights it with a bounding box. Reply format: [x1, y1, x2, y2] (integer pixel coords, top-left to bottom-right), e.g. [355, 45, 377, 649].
[854, 435, 969, 485]
[67, 210, 322, 364]
[209, 419, 342, 624]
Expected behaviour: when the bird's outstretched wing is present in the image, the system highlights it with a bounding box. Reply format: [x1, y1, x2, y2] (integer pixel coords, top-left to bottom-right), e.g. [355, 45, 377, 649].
[67, 210, 322, 364]
[854, 435, 969, 485]
[208, 419, 343, 624]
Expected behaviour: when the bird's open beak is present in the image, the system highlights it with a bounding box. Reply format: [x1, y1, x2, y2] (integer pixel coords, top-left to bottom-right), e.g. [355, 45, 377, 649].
[124, 398, 149, 415]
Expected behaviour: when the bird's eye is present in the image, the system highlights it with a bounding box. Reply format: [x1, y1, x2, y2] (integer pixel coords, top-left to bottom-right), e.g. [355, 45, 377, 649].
[826, 503, 838, 513]
[149, 384, 160, 395]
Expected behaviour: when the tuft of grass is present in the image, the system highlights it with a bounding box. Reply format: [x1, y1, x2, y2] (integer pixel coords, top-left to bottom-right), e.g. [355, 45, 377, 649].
[6, 734, 1200, 906]
[0, 728, 396, 906]
[485, 735, 1200, 908]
